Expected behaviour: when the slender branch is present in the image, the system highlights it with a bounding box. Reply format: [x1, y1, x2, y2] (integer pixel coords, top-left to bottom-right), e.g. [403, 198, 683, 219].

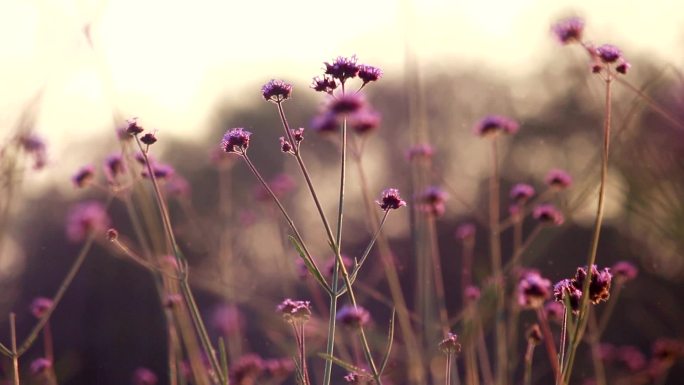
[11, 313, 19, 385]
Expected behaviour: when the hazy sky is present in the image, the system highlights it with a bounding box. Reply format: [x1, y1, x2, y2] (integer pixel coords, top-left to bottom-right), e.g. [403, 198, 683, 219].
[1, 0, 682, 156]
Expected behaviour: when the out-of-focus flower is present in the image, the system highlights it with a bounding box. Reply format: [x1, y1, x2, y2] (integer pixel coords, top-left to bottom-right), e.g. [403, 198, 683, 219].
[66, 201, 111, 243]
[328, 93, 365, 115]
[596, 44, 622, 64]
[30, 297, 53, 318]
[325, 255, 353, 278]
[616, 59, 631, 75]
[30, 358, 52, 375]
[165, 175, 191, 198]
[473, 115, 519, 137]
[553, 279, 582, 314]
[544, 301, 565, 323]
[545, 169, 573, 190]
[377, 188, 406, 211]
[336, 305, 371, 328]
[573, 265, 612, 304]
[349, 109, 381, 135]
[532, 204, 565, 226]
[455, 223, 476, 241]
[221, 128, 252, 154]
[439, 333, 462, 354]
[141, 163, 175, 180]
[406, 143, 434, 161]
[133, 367, 158, 385]
[264, 358, 295, 379]
[19, 133, 47, 170]
[518, 271, 552, 309]
[618, 345, 647, 371]
[510, 183, 536, 203]
[212, 304, 244, 335]
[612, 261, 638, 282]
[231, 353, 264, 385]
[126, 117, 144, 135]
[464, 285, 481, 302]
[72, 165, 95, 188]
[417, 186, 448, 217]
[140, 132, 157, 145]
[261, 79, 293, 103]
[255, 173, 295, 201]
[104, 154, 126, 182]
[311, 75, 337, 94]
[551, 17, 585, 45]
[311, 112, 339, 133]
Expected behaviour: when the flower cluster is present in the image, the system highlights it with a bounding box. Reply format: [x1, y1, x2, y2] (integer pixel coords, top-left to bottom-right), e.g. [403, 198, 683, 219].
[336, 305, 371, 329]
[532, 203, 565, 226]
[554, 265, 613, 314]
[473, 115, 519, 137]
[261, 79, 293, 103]
[221, 128, 252, 154]
[417, 186, 448, 217]
[517, 270, 552, 309]
[65, 201, 111, 243]
[439, 333, 462, 355]
[376, 188, 406, 211]
[276, 299, 312, 323]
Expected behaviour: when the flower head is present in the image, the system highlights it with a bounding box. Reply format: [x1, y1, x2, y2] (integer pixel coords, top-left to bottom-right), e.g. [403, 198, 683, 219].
[474, 115, 519, 137]
[126, 117, 144, 135]
[30, 297, 53, 318]
[545, 169, 573, 190]
[212, 304, 244, 335]
[328, 93, 365, 115]
[104, 154, 126, 182]
[612, 261, 638, 282]
[358, 64, 382, 85]
[554, 279, 583, 314]
[311, 112, 339, 133]
[464, 285, 481, 302]
[439, 333, 462, 355]
[377, 188, 406, 211]
[551, 17, 585, 45]
[455, 223, 476, 241]
[30, 358, 52, 375]
[596, 44, 622, 64]
[66, 201, 111, 243]
[533, 204, 565, 226]
[261, 79, 293, 103]
[418, 186, 448, 217]
[615, 59, 631, 75]
[311, 75, 337, 94]
[572, 265, 612, 304]
[517, 271, 552, 309]
[336, 305, 371, 328]
[72, 165, 95, 188]
[350, 109, 381, 135]
[140, 132, 157, 145]
[406, 143, 435, 161]
[324, 55, 360, 83]
[141, 163, 175, 180]
[510, 183, 536, 203]
[221, 128, 252, 154]
[276, 299, 312, 322]
[133, 367, 158, 385]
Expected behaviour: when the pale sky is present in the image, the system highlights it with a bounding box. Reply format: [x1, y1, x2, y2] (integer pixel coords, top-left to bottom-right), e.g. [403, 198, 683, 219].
[1, 0, 683, 169]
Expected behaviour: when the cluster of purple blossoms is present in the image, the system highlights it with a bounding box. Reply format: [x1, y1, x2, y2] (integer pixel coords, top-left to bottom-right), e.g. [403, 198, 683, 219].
[126, 117, 144, 135]
[406, 143, 435, 162]
[612, 261, 639, 282]
[140, 163, 175, 180]
[473, 115, 519, 137]
[517, 270, 553, 309]
[72, 165, 95, 188]
[438, 333, 462, 354]
[279, 128, 305, 154]
[510, 183, 536, 203]
[417, 186, 448, 217]
[65, 201, 111, 243]
[30, 297, 53, 318]
[311, 55, 381, 94]
[221, 128, 252, 154]
[545, 168, 573, 190]
[323, 55, 361, 84]
[261, 79, 293, 103]
[336, 305, 371, 329]
[104, 154, 126, 182]
[532, 203, 565, 226]
[588, 44, 631, 75]
[133, 367, 158, 385]
[554, 265, 612, 314]
[551, 17, 585, 45]
[230, 353, 264, 385]
[376, 188, 406, 211]
[276, 299, 312, 323]
[455, 223, 476, 241]
[19, 133, 47, 170]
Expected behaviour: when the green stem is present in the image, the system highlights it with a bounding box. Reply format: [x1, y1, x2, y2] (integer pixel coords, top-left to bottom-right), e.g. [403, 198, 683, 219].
[11, 313, 19, 385]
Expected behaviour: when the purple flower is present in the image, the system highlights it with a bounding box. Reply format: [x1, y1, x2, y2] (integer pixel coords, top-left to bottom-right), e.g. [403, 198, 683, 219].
[104, 154, 126, 182]
[276, 299, 312, 322]
[358, 64, 382, 84]
[376, 188, 406, 211]
[212, 304, 244, 335]
[325, 255, 354, 277]
[328, 93, 365, 115]
[141, 163, 175, 179]
[324, 55, 360, 83]
[544, 301, 564, 322]
[510, 183, 536, 203]
[126, 117, 144, 135]
[221, 128, 252, 154]
[72, 165, 95, 188]
[30, 358, 52, 375]
[517, 271, 552, 309]
[545, 168, 573, 189]
[140, 132, 157, 145]
[455, 223, 476, 241]
[554, 279, 582, 314]
[618, 346, 647, 371]
[336, 305, 371, 328]
[133, 367, 158, 385]
[551, 17, 585, 45]
[596, 44, 622, 64]
[311, 112, 339, 133]
[406, 143, 435, 161]
[30, 297, 53, 318]
[291, 127, 304, 143]
[349, 109, 381, 135]
[261, 79, 293, 103]
[19, 133, 47, 170]
[311, 75, 337, 94]
[612, 261, 638, 282]
[464, 285, 481, 302]
[532, 204, 564, 225]
[473, 115, 519, 137]
[572, 265, 612, 304]
[438, 333, 462, 354]
[418, 186, 448, 217]
[279, 137, 292, 153]
[66, 201, 111, 243]
[615, 59, 631, 75]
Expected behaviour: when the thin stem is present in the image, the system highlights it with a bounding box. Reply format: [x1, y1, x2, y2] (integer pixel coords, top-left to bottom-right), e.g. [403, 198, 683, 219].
[445, 353, 453, 385]
[523, 342, 535, 385]
[11, 313, 19, 385]
[427, 215, 450, 333]
[535, 308, 560, 382]
[558, 307, 568, 376]
[43, 321, 54, 362]
[588, 312, 607, 385]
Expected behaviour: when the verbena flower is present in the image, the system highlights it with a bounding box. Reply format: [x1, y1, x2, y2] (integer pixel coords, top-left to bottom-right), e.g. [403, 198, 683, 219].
[336, 305, 371, 328]
[140, 132, 157, 145]
[212, 304, 244, 335]
[126, 117, 144, 135]
[612, 261, 638, 282]
[464, 285, 481, 302]
[65, 201, 111, 243]
[455, 223, 476, 241]
[518, 270, 552, 309]
[261, 79, 293, 103]
[311, 112, 339, 133]
[358, 64, 382, 85]
[615, 59, 631, 74]
[532, 203, 564, 225]
[595, 44, 622, 64]
[349, 109, 381, 135]
[510, 183, 536, 203]
[343, 372, 373, 385]
[72, 165, 95, 188]
[19, 133, 47, 170]
[551, 17, 585, 45]
[328, 93, 365, 115]
[141, 163, 175, 180]
[553, 279, 582, 314]
[133, 367, 158, 385]
[30, 297, 53, 318]
[324, 55, 360, 83]
[30, 358, 52, 375]
[572, 265, 612, 304]
[406, 143, 434, 161]
[291, 127, 305, 143]
[311, 75, 337, 94]
[418, 186, 448, 217]
[439, 333, 462, 354]
[104, 154, 126, 182]
[376, 188, 406, 211]
[279, 137, 292, 153]
[221, 128, 252, 154]
[276, 299, 312, 322]
[545, 168, 573, 189]
[473, 115, 519, 137]
[544, 301, 565, 322]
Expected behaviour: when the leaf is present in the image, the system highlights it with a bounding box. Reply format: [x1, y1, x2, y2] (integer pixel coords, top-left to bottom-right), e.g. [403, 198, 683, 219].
[379, 309, 396, 375]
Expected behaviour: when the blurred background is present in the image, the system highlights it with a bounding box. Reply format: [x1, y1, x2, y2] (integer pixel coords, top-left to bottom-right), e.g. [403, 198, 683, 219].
[1, 0, 684, 384]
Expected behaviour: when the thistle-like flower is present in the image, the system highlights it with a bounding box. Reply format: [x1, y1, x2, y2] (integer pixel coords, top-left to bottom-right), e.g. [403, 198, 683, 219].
[358, 64, 382, 85]
[573, 265, 612, 304]
[553, 279, 582, 314]
[140, 132, 157, 145]
[376, 188, 406, 211]
[439, 333, 462, 354]
[311, 75, 337, 94]
[221, 128, 252, 154]
[262, 79, 293, 103]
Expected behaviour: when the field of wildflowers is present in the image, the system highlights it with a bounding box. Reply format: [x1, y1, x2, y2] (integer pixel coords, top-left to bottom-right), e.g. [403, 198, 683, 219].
[1, 14, 684, 385]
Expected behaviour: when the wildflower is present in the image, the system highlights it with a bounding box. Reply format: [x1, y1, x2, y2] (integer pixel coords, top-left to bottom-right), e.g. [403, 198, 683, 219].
[464, 285, 481, 302]
[279, 137, 292, 153]
[261, 79, 293, 103]
[551, 17, 585, 45]
[134, 151, 151, 165]
[126, 117, 144, 135]
[544, 301, 564, 322]
[473, 115, 519, 137]
[166, 175, 191, 197]
[66, 201, 111, 243]
[553, 279, 582, 314]
[104, 154, 126, 181]
[518, 271, 552, 309]
[291, 127, 305, 143]
[30, 358, 52, 375]
[328, 93, 365, 115]
[572, 265, 612, 304]
[439, 333, 462, 354]
[19, 134, 47, 170]
[455, 223, 476, 241]
[324, 55, 360, 83]
[106, 228, 118, 241]
[133, 367, 158, 385]
[349, 109, 381, 135]
[618, 346, 647, 371]
[221, 128, 252, 154]
[264, 358, 295, 378]
[358, 64, 383, 85]
[212, 304, 244, 335]
[140, 132, 157, 145]
[418, 186, 448, 217]
[276, 299, 312, 322]
[311, 75, 337, 94]
[532, 204, 564, 225]
[72, 165, 95, 188]
[406, 143, 434, 161]
[510, 183, 536, 203]
[527, 324, 543, 345]
[376, 188, 406, 211]
[336, 305, 371, 328]
[141, 163, 175, 180]
[596, 44, 622, 64]
[30, 297, 53, 318]
[545, 168, 573, 189]
[612, 261, 638, 282]
[311, 112, 339, 133]
[615, 59, 631, 75]
[325, 255, 354, 277]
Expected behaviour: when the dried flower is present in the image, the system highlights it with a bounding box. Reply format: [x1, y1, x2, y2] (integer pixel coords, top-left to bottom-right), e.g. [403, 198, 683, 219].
[262, 79, 293, 103]
[510, 183, 536, 203]
[277, 299, 312, 322]
[518, 271, 552, 309]
[126, 117, 144, 135]
[72, 165, 95, 188]
[473, 115, 519, 137]
[596, 44, 622, 64]
[140, 132, 157, 145]
[527, 324, 543, 345]
[439, 333, 462, 354]
[349, 109, 381, 135]
[612, 261, 638, 282]
[30, 297, 53, 318]
[551, 17, 585, 45]
[324, 55, 360, 83]
[377, 188, 406, 211]
[66, 201, 111, 243]
[30, 358, 52, 375]
[532, 204, 564, 225]
[572, 265, 612, 304]
[358, 64, 383, 84]
[311, 75, 337, 94]
[337, 305, 371, 328]
[133, 367, 158, 385]
[418, 186, 448, 217]
[221, 128, 252, 154]
[554, 279, 582, 314]
[545, 168, 573, 189]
